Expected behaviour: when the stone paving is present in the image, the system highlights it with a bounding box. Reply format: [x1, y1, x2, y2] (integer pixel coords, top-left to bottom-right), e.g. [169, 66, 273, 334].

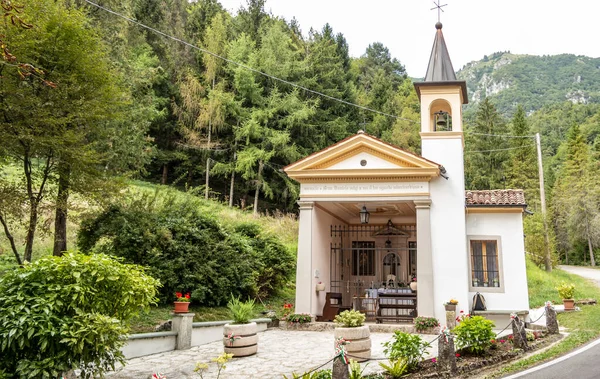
[108, 329, 439, 379]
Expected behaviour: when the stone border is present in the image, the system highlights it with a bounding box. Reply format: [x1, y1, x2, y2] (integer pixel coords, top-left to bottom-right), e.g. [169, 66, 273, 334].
[278, 321, 430, 334]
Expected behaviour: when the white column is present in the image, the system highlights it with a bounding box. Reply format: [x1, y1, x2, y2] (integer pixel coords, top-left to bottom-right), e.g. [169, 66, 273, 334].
[295, 201, 314, 315]
[415, 199, 434, 317]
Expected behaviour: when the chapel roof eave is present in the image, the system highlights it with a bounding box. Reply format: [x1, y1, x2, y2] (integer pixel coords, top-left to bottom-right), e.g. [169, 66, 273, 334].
[284, 131, 442, 183]
[413, 81, 468, 104]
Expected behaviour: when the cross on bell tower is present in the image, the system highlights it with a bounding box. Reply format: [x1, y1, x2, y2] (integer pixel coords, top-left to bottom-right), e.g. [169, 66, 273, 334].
[430, 0, 447, 23]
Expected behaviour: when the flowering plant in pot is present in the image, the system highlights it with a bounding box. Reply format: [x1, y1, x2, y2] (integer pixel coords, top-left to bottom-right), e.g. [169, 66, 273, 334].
[444, 298, 458, 312]
[556, 282, 575, 311]
[173, 292, 191, 313]
[409, 276, 417, 291]
[333, 310, 371, 362]
[223, 296, 258, 357]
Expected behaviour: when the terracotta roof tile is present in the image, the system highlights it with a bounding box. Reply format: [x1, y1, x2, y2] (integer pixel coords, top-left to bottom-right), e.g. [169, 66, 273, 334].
[465, 189, 526, 206]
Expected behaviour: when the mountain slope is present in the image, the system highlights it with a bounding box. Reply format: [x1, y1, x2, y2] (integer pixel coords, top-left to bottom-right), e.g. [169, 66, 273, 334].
[457, 52, 600, 116]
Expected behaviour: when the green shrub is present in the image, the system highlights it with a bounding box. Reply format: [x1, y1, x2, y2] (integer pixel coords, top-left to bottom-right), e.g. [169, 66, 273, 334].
[378, 358, 409, 378]
[413, 316, 440, 332]
[77, 193, 295, 305]
[382, 331, 430, 370]
[283, 370, 331, 379]
[334, 310, 365, 327]
[286, 314, 312, 324]
[556, 282, 575, 299]
[453, 315, 496, 355]
[0, 253, 159, 377]
[349, 359, 367, 379]
[227, 296, 255, 324]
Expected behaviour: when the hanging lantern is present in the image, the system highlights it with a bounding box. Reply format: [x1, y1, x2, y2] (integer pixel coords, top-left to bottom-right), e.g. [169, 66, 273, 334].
[359, 205, 370, 224]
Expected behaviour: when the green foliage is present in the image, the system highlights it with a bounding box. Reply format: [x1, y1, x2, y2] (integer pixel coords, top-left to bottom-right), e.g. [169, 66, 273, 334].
[348, 359, 367, 379]
[524, 213, 558, 268]
[0, 253, 159, 377]
[77, 191, 295, 306]
[453, 315, 496, 355]
[382, 331, 430, 370]
[285, 314, 312, 324]
[413, 316, 440, 332]
[378, 358, 409, 378]
[333, 310, 365, 328]
[556, 282, 575, 299]
[227, 296, 255, 324]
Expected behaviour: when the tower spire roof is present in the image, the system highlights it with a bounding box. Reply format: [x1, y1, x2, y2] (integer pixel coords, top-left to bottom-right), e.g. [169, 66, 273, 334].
[424, 22, 457, 81]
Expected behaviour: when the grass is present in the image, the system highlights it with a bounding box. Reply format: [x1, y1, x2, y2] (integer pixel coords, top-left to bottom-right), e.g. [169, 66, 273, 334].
[485, 262, 600, 378]
[526, 257, 600, 307]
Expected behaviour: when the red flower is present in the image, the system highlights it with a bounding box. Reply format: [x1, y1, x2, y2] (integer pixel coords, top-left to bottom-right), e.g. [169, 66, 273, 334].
[185, 293, 190, 299]
[508, 335, 514, 340]
[455, 353, 460, 358]
[176, 292, 182, 299]
[283, 303, 293, 309]
[490, 339, 496, 344]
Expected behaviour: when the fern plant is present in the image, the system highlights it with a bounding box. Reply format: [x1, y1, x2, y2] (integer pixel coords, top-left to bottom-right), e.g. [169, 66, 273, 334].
[378, 358, 408, 379]
[227, 296, 255, 324]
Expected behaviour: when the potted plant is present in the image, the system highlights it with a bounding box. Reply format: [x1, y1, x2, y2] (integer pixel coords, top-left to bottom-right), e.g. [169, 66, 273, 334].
[556, 282, 575, 311]
[473, 278, 479, 287]
[333, 310, 371, 362]
[316, 281, 326, 291]
[174, 292, 191, 313]
[223, 296, 258, 357]
[444, 299, 458, 312]
[493, 278, 499, 287]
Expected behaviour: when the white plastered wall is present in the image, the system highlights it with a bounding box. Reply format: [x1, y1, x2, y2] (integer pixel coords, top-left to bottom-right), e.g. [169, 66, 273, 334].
[424, 138, 470, 322]
[310, 205, 342, 316]
[465, 212, 529, 311]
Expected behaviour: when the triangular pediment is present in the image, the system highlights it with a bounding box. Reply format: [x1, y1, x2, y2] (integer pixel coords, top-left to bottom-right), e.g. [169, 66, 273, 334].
[284, 132, 441, 183]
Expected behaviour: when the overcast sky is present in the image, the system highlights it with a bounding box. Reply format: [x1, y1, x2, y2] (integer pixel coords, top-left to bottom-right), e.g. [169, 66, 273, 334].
[217, 0, 600, 77]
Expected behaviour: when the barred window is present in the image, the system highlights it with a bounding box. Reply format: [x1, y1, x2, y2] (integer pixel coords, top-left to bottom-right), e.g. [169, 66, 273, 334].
[352, 241, 375, 276]
[470, 240, 500, 288]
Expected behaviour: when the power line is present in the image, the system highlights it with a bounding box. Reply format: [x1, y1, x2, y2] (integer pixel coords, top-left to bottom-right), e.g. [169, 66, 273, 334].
[465, 145, 536, 154]
[468, 132, 535, 139]
[83, 0, 419, 124]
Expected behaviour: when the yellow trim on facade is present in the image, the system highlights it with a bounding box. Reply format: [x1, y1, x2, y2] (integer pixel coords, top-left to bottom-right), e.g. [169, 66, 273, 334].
[312, 145, 419, 169]
[300, 193, 430, 198]
[285, 133, 440, 173]
[292, 175, 436, 184]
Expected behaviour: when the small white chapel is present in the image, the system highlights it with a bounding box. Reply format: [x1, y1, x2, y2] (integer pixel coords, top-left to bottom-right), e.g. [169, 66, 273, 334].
[284, 22, 530, 326]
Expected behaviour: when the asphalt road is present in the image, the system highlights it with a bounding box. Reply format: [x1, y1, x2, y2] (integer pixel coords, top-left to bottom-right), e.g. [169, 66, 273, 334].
[503, 265, 600, 379]
[503, 338, 600, 379]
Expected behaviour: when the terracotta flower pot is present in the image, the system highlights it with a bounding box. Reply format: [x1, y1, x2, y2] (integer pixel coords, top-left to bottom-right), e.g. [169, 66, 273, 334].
[173, 301, 190, 313]
[563, 299, 575, 311]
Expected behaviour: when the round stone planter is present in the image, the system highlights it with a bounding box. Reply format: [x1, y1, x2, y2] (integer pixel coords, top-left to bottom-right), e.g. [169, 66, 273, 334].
[333, 325, 371, 362]
[223, 322, 258, 357]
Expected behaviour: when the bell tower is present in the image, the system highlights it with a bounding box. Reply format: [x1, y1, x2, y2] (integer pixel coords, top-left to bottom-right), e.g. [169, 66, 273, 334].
[414, 21, 470, 322]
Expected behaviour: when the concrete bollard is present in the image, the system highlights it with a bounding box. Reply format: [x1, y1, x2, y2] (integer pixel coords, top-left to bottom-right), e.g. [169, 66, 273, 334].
[171, 312, 194, 350]
[546, 303, 559, 334]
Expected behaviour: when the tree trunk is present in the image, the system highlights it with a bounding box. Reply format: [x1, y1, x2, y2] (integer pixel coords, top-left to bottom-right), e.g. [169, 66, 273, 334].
[53, 162, 71, 256]
[205, 120, 212, 200]
[229, 151, 236, 207]
[186, 166, 193, 188]
[253, 160, 263, 217]
[585, 212, 596, 266]
[0, 213, 22, 265]
[586, 224, 596, 266]
[161, 163, 168, 185]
